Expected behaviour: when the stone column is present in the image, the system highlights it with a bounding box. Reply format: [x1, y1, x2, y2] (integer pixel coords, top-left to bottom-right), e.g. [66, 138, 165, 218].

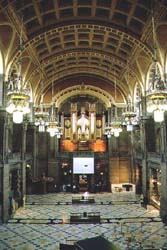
[108, 132, 113, 191]
[3, 114, 10, 163]
[2, 164, 10, 222]
[129, 131, 135, 183]
[0, 73, 4, 106]
[21, 123, 27, 160]
[140, 94, 148, 198]
[20, 123, 27, 206]
[33, 126, 38, 177]
[55, 136, 59, 155]
[141, 119, 149, 200]
[160, 121, 167, 222]
[108, 104, 117, 192]
[0, 111, 10, 222]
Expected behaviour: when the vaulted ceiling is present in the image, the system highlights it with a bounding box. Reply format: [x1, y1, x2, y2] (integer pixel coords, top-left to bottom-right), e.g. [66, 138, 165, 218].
[0, 0, 167, 110]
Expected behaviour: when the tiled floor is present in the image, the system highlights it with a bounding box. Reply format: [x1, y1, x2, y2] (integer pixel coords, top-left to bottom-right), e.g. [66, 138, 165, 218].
[0, 192, 167, 249]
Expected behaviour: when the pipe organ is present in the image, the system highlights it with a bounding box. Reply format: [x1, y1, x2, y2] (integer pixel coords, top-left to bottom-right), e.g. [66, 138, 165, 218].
[61, 103, 106, 152]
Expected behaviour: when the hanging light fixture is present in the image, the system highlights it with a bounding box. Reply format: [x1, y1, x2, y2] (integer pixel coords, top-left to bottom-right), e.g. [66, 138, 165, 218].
[104, 121, 113, 138]
[104, 104, 113, 138]
[47, 122, 63, 138]
[110, 112, 122, 137]
[110, 71, 122, 137]
[34, 97, 49, 132]
[46, 82, 63, 138]
[122, 104, 138, 132]
[34, 64, 49, 132]
[104, 113, 122, 137]
[6, 21, 30, 124]
[146, 7, 167, 122]
[122, 64, 137, 131]
[104, 71, 122, 138]
[47, 106, 63, 137]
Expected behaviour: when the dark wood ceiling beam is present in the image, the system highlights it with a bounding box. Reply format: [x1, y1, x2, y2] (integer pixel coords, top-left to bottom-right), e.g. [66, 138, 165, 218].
[44, 35, 52, 54]
[74, 28, 79, 47]
[59, 31, 65, 49]
[32, 0, 43, 26]
[91, 0, 97, 17]
[109, 0, 117, 19]
[126, 1, 137, 26]
[115, 33, 124, 54]
[102, 31, 109, 49]
[73, 0, 78, 17]
[89, 29, 94, 47]
[53, 0, 60, 19]
[53, 62, 57, 71]
[23, 24, 152, 58]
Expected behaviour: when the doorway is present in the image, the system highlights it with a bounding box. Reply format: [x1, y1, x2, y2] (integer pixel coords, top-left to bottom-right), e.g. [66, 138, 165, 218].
[79, 175, 88, 192]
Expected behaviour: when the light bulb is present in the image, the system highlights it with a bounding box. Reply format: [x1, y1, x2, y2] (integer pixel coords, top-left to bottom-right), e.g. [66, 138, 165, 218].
[127, 124, 133, 131]
[13, 110, 23, 124]
[49, 130, 55, 137]
[57, 133, 61, 138]
[154, 109, 164, 122]
[147, 105, 154, 113]
[6, 104, 15, 114]
[39, 124, 45, 132]
[114, 130, 119, 137]
[23, 106, 30, 114]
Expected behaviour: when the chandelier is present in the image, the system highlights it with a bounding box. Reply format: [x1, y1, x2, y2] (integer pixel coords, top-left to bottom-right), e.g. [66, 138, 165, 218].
[34, 103, 49, 132]
[6, 79, 30, 124]
[104, 123, 113, 138]
[6, 27, 30, 124]
[104, 71, 123, 137]
[110, 117, 123, 137]
[111, 71, 122, 137]
[146, 11, 167, 122]
[104, 120, 122, 138]
[146, 74, 167, 122]
[46, 83, 63, 137]
[46, 105, 63, 138]
[122, 104, 138, 132]
[104, 101, 122, 138]
[47, 120, 63, 138]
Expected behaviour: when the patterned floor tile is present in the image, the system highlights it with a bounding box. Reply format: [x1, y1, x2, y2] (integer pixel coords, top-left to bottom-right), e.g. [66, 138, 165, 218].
[0, 192, 167, 250]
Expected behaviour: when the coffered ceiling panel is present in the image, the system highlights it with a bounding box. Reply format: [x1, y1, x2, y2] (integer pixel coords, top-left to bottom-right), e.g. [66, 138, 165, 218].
[0, 0, 166, 108]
